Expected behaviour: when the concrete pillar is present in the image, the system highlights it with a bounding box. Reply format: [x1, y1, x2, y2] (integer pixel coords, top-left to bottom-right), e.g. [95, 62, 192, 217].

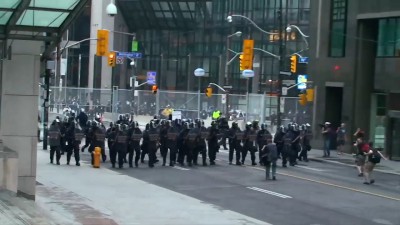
[89, 0, 115, 89]
[1, 40, 42, 199]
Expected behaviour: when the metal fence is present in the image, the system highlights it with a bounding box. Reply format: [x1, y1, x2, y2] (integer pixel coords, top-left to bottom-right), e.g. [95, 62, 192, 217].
[47, 87, 313, 129]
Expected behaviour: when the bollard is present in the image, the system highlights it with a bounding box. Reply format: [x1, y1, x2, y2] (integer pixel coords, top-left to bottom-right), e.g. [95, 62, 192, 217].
[93, 147, 101, 168]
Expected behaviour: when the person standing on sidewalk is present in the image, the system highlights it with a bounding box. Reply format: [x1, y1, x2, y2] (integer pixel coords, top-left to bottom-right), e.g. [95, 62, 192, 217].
[321, 122, 333, 157]
[336, 123, 347, 155]
[48, 120, 62, 165]
[353, 133, 367, 177]
[261, 136, 278, 180]
[363, 142, 387, 184]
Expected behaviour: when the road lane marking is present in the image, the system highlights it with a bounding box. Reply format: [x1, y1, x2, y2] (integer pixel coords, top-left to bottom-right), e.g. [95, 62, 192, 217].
[248, 166, 400, 202]
[247, 187, 292, 199]
[173, 166, 190, 171]
[296, 165, 325, 172]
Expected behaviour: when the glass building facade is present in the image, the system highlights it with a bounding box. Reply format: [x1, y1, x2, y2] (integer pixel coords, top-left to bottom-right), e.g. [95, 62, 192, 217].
[117, 0, 310, 93]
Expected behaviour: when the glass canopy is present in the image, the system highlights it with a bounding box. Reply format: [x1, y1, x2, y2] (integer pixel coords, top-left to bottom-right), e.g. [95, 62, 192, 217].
[0, 0, 88, 41]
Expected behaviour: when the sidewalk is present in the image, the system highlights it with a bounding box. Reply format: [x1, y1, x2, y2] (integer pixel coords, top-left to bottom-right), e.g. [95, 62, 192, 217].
[308, 149, 400, 175]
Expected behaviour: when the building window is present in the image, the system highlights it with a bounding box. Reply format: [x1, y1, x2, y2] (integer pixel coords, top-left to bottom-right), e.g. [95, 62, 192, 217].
[377, 18, 400, 57]
[329, 0, 347, 57]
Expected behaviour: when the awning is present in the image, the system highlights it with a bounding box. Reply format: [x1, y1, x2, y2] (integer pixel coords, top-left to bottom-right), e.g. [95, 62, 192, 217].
[0, 0, 89, 42]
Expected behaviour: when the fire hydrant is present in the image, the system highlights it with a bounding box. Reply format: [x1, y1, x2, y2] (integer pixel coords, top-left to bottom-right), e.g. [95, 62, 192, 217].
[93, 147, 101, 168]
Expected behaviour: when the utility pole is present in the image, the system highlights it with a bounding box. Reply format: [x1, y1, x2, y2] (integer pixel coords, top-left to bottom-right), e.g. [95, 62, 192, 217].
[277, 0, 284, 127]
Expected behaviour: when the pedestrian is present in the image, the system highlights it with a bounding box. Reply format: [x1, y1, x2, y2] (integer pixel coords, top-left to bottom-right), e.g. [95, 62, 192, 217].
[336, 123, 347, 155]
[363, 142, 387, 184]
[321, 122, 333, 157]
[261, 137, 278, 180]
[242, 122, 257, 166]
[48, 120, 62, 165]
[353, 135, 368, 177]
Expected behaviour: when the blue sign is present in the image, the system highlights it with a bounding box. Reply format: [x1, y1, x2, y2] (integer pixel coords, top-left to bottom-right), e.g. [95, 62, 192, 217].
[299, 57, 309, 64]
[297, 75, 308, 90]
[117, 52, 142, 58]
[147, 71, 156, 85]
[242, 69, 255, 78]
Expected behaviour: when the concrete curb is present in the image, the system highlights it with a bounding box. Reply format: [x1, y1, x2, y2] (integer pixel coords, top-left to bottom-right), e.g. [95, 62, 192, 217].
[309, 157, 400, 176]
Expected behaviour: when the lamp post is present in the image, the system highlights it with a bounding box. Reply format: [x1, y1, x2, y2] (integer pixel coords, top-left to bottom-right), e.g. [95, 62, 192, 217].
[194, 68, 206, 119]
[224, 31, 242, 117]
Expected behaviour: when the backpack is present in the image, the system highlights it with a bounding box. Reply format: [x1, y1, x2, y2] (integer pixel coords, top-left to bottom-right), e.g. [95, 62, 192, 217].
[369, 151, 381, 164]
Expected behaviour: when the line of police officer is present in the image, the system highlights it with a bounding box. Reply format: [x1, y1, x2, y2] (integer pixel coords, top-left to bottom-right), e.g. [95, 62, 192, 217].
[48, 113, 313, 169]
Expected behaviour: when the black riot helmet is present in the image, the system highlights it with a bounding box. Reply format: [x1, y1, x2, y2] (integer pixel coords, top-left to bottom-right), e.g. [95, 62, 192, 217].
[211, 121, 217, 128]
[92, 120, 98, 128]
[145, 123, 150, 131]
[130, 121, 136, 129]
[119, 114, 124, 121]
[183, 122, 190, 130]
[189, 122, 195, 129]
[232, 121, 238, 128]
[196, 120, 202, 128]
[150, 121, 157, 129]
[121, 124, 127, 131]
[109, 122, 114, 128]
[261, 123, 267, 131]
[246, 122, 252, 130]
[166, 120, 172, 127]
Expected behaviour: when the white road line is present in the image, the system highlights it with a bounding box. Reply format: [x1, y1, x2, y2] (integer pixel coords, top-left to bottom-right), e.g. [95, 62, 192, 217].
[247, 187, 292, 199]
[296, 165, 325, 172]
[173, 166, 190, 171]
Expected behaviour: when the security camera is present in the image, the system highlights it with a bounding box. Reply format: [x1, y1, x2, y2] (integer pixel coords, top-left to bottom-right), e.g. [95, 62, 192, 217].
[106, 2, 117, 17]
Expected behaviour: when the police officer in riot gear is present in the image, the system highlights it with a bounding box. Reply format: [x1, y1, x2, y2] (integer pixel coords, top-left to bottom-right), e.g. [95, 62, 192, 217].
[218, 117, 229, 150]
[257, 123, 271, 166]
[65, 122, 83, 166]
[290, 124, 301, 166]
[91, 121, 107, 164]
[166, 120, 179, 166]
[299, 124, 312, 162]
[128, 122, 142, 167]
[207, 121, 219, 165]
[274, 125, 285, 159]
[145, 121, 159, 167]
[140, 123, 150, 163]
[177, 122, 190, 166]
[228, 122, 242, 165]
[282, 125, 294, 167]
[159, 120, 169, 166]
[81, 120, 93, 152]
[193, 120, 207, 166]
[114, 124, 129, 168]
[48, 120, 62, 165]
[242, 122, 257, 166]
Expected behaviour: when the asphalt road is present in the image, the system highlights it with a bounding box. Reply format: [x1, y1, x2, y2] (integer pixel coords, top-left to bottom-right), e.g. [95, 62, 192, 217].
[72, 146, 400, 225]
[45, 113, 400, 225]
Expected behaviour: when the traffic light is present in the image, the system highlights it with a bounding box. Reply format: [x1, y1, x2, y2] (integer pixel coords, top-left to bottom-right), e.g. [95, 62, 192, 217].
[298, 93, 307, 106]
[290, 55, 297, 73]
[96, 29, 109, 56]
[205, 87, 212, 98]
[152, 85, 158, 94]
[306, 88, 314, 102]
[108, 51, 116, 67]
[239, 54, 244, 71]
[241, 39, 254, 70]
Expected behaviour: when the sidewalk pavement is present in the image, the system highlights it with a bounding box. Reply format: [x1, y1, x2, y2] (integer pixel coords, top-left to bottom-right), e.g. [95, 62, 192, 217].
[34, 142, 269, 225]
[308, 149, 400, 175]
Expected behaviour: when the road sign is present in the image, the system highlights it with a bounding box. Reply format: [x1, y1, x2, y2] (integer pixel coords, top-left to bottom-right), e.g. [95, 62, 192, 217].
[299, 57, 309, 64]
[280, 71, 291, 76]
[242, 69, 254, 78]
[282, 87, 288, 96]
[282, 79, 296, 86]
[223, 85, 232, 89]
[221, 94, 226, 104]
[117, 52, 142, 58]
[147, 71, 156, 85]
[297, 75, 308, 90]
[116, 56, 124, 64]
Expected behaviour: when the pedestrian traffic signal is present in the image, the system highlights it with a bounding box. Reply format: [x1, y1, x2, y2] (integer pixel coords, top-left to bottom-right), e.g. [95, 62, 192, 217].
[205, 87, 212, 98]
[152, 85, 158, 94]
[108, 51, 116, 67]
[96, 29, 109, 56]
[239, 54, 244, 71]
[298, 93, 307, 106]
[290, 55, 297, 73]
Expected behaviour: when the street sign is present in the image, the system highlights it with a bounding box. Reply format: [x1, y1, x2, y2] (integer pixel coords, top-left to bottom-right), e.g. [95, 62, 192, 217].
[282, 87, 288, 96]
[297, 75, 308, 90]
[117, 52, 142, 58]
[116, 56, 124, 64]
[223, 85, 232, 89]
[242, 69, 254, 78]
[221, 94, 226, 104]
[147, 71, 156, 85]
[299, 57, 309, 64]
[280, 71, 291, 76]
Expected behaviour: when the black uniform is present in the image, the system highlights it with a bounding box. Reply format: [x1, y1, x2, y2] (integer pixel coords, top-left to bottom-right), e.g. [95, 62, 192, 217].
[274, 129, 285, 159]
[299, 129, 312, 162]
[159, 123, 169, 166]
[282, 132, 293, 167]
[218, 118, 229, 150]
[194, 125, 208, 166]
[48, 123, 62, 165]
[65, 123, 83, 166]
[166, 125, 179, 166]
[128, 125, 142, 167]
[242, 127, 257, 165]
[91, 126, 107, 164]
[145, 125, 159, 167]
[207, 124, 219, 165]
[177, 126, 190, 166]
[290, 130, 300, 166]
[257, 129, 271, 165]
[228, 126, 242, 165]
[114, 129, 129, 168]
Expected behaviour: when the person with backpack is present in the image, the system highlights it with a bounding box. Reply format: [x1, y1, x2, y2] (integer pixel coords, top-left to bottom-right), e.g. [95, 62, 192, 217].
[363, 142, 387, 185]
[261, 137, 278, 180]
[353, 137, 368, 177]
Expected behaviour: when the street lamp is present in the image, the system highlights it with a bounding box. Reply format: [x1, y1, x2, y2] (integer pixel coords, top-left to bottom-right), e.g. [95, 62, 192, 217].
[227, 15, 278, 35]
[194, 68, 206, 119]
[286, 24, 310, 51]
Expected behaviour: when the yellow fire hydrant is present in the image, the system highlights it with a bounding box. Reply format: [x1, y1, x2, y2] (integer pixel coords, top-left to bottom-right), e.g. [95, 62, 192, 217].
[93, 147, 101, 168]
